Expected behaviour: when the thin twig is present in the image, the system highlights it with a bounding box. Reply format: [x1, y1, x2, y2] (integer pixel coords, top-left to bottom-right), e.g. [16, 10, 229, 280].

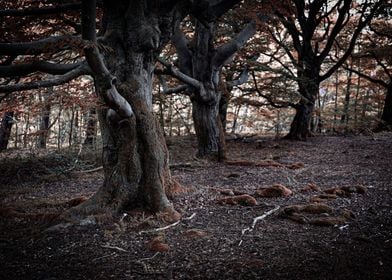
[93, 252, 117, 262]
[139, 213, 196, 234]
[101, 244, 128, 252]
[239, 206, 280, 246]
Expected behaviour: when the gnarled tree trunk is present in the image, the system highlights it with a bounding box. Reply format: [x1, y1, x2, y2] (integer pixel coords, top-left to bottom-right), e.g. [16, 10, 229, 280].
[171, 18, 255, 159]
[286, 76, 318, 140]
[72, 0, 181, 222]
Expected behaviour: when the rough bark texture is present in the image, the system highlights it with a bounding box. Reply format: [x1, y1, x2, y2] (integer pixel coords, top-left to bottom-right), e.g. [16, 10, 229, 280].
[286, 69, 318, 140]
[73, 0, 182, 221]
[0, 111, 14, 151]
[375, 83, 392, 131]
[190, 22, 225, 159]
[172, 17, 255, 159]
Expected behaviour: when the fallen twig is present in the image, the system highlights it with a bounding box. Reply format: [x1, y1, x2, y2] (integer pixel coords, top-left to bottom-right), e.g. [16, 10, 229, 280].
[93, 252, 117, 262]
[101, 244, 128, 252]
[239, 205, 280, 246]
[74, 166, 103, 174]
[139, 212, 196, 234]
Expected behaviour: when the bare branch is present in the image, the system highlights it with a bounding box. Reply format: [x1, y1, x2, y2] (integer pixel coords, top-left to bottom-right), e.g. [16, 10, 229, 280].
[0, 61, 83, 78]
[156, 56, 202, 89]
[228, 67, 249, 87]
[320, 0, 385, 81]
[158, 75, 189, 95]
[0, 3, 82, 17]
[213, 20, 256, 68]
[0, 36, 84, 56]
[344, 65, 388, 88]
[172, 25, 192, 75]
[0, 64, 89, 97]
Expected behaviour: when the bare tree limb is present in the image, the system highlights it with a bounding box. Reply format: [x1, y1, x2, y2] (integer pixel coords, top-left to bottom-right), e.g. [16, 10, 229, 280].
[320, 0, 385, 81]
[171, 25, 192, 75]
[343, 64, 388, 88]
[0, 3, 82, 17]
[156, 56, 202, 89]
[0, 36, 84, 56]
[0, 64, 90, 97]
[0, 61, 83, 78]
[213, 20, 256, 67]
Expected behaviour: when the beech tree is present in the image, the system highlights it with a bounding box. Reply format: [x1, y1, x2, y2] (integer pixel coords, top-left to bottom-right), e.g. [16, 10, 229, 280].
[256, 0, 385, 140]
[158, 9, 256, 159]
[0, 0, 245, 221]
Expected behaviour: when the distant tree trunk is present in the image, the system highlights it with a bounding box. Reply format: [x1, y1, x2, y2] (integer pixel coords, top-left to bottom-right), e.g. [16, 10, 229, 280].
[83, 108, 97, 146]
[375, 83, 392, 131]
[23, 109, 30, 148]
[341, 68, 353, 126]
[191, 94, 225, 159]
[37, 98, 51, 149]
[57, 99, 63, 150]
[172, 18, 255, 159]
[0, 111, 14, 151]
[286, 101, 315, 140]
[285, 72, 318, 140]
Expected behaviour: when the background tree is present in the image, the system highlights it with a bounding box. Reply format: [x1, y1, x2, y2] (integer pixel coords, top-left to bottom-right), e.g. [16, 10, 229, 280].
[254, 0, 384, 140]
[157, 4, 256, 159]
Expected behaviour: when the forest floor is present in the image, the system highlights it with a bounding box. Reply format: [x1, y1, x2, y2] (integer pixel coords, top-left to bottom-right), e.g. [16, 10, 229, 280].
[0, 132, 391, 280]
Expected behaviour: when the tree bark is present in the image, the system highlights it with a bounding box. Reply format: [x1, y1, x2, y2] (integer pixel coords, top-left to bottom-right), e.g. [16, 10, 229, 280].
[0, 111, 14, 151]
[73, 0, 181, 221]
[286, 101, 314, 140]
[192, 94, 225, 159]
[286, 75, 318, 140]
[375, 83, 392, 131]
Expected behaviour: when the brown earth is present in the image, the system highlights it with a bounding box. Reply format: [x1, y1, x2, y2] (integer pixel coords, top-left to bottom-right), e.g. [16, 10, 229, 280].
[0, 133, 391, 280]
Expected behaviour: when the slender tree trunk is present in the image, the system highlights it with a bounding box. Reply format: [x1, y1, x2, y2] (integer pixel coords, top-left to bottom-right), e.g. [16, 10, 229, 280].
[84, 108, 97, 146]
[375, 83, 392, 131]
[341, 68, 353, 126]
[333, 71, 339, 131]
[38, 100, 51, 149]
[69, 106, 75, 147]
[0, 111, 14, 151]
[23, 110, 30, 148]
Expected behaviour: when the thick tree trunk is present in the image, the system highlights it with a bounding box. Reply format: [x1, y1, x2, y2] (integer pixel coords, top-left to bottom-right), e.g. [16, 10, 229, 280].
[73, 2, 180, 221]
[286, 77, 318, 140]
[375, 83, 392, 131]
[192, 94, 225, 160]
[286, 101, 315, 140]
[0, 111, 14, 151]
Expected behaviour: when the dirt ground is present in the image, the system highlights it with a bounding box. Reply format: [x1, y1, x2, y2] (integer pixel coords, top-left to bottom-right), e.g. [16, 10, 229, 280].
[0, 133, 391, 280]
